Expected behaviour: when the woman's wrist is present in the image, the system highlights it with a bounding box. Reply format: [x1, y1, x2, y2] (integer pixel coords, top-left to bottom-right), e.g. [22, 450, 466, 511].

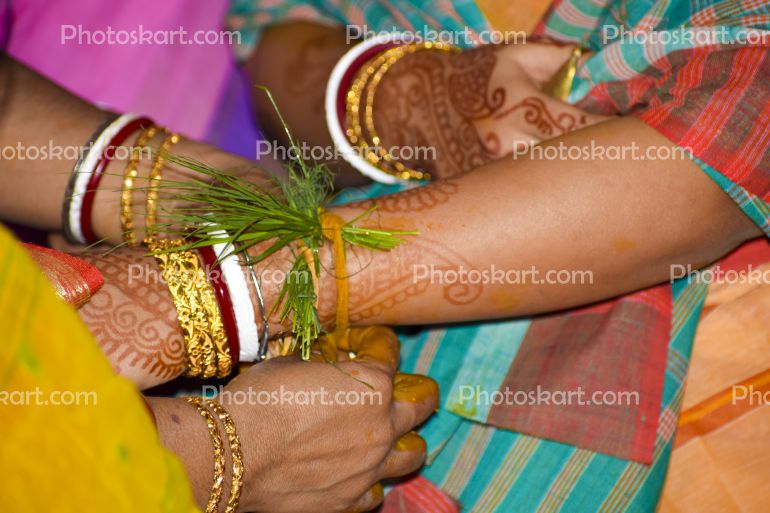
[246, 239, 340, 340]
[90, 136, 280, 245]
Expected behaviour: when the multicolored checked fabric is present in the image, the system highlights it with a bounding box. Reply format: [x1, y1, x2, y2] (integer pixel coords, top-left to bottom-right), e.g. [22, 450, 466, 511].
[534, 0, 770, 230]
[228, 0, 770, 510]
[227, 0, 489, 59]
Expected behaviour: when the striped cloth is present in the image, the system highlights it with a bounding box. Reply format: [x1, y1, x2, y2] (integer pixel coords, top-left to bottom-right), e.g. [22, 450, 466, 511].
[227, 0, 489, 59]
[228, 0, 770, 510]
[661, 239, 770, 512]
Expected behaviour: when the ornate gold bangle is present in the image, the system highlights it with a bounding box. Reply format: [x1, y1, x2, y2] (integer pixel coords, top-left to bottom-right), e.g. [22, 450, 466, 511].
[185, 397, 226, 513]
[145, 132, 181, 240]
[147, 238, 231, 378]
[205, 400, 244, 513]
[203, 272, 233, 378]
[120, 126, 159, 246]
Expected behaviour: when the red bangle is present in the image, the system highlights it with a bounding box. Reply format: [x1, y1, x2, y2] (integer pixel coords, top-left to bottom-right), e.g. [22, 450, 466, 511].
[198, 245, 241, 366]
[80, 117, 153, 244]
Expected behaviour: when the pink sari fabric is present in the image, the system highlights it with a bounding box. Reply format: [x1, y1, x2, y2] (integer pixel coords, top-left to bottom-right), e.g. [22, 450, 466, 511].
[7, 0, 253, 143]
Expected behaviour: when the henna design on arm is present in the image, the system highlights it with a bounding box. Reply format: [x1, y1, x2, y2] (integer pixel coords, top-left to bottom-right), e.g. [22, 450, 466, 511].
[311, 180, 482, 326]
[372, 47, 501, 178]
[493, 96, 588, 137]
[77, 249, 186, 387]
[344, 236, 483, 324]
[368, 180, 460, 213]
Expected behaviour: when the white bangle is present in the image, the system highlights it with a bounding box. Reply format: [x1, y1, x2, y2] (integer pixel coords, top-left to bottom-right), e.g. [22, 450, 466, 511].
[211, 232, 263, 362]
[325, 33, 409, 184]
[63, 112, 145, 244]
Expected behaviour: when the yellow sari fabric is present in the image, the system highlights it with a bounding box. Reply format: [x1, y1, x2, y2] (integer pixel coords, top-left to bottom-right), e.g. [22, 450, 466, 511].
[0, 224, 198, 513]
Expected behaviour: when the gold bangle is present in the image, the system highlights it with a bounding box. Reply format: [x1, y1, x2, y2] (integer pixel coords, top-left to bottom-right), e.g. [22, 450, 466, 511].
[147, 238, 231, 378]
[185, 397, 226, 513]
[205, 274, 233, 378]
[364, 43, 455, 180]
[120, 126, 159, 246]
[205, 400, 244, 513]
[344, 42, 455, 181]
[145, 132, 181, 240]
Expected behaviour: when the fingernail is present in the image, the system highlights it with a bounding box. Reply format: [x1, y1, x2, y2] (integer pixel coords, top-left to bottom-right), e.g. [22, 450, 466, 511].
[395, 431, 427, 452]
[393, 373, 439, 403]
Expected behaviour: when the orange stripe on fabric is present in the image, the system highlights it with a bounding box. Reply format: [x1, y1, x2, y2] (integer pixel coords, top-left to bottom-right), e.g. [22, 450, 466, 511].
[675, 367, 770, 447]
[441, 424, 493, 496]
[473, 437, 539, 512]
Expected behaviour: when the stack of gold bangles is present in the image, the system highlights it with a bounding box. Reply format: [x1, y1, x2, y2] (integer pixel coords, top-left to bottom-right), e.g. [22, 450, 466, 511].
[186, 397, 244, 513]
[119, 123, 235, 377]
[117, 124, 234, 378]
[325, 35, 457, 183]
[107, 120, 267, 378]
[119, 124, 180, 247]
[147, 238, 232, 378]
[116, 121, 267, 377]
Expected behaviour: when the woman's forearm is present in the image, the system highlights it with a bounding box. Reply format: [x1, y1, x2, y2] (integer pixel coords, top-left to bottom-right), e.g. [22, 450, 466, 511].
[147, 397, 215, 508]
[0, 56, 283, 245]
[75, 117, 760, 371]
[0, 56, 108, 229]
[284, 117, 761, 328]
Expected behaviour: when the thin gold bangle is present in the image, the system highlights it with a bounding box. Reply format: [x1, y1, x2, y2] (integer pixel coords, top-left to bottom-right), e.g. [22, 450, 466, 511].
[185, 397, 226, 513]
[346, 44, 427, 179]
[120, 126, 159, 246]
[344, 42, 455, 181]
[145, 132, 181, 240]
[205, 400, 244, 513]
[364, 42, 456, 180]
[147, 238, 228, 378]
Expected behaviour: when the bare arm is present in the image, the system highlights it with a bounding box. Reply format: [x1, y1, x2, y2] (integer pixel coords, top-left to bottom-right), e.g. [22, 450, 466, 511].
[243, 21, 370, 188]
[74, 117, 761, 384]
[260, 116, 762, 329]
[0, 56, 283, 245]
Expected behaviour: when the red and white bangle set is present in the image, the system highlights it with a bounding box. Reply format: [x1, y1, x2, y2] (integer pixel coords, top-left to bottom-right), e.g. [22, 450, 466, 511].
[199, 233, 269, 364]
[325, 33, 455, 184]
[62, 114, 268, 364]
[62, 113, 153, 245]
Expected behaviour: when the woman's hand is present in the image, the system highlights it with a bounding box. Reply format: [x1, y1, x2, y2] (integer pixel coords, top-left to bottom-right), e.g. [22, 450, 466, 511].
[88, 137, 285, 246]
[372, 42, 612, 178]
[152, 326, 439, 513]
[75, 245, 187, 390]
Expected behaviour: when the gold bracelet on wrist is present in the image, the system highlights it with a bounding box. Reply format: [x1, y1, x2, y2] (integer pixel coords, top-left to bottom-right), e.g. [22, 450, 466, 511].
[344, 42, 455, 181]
[205, 400, 244, 513]
[145, 131, 181, 240]
[147, 238, 231, 378]
[120, 125, 159, 246]
[364, 43, 454, 178]
[185, 397, 226, 513]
